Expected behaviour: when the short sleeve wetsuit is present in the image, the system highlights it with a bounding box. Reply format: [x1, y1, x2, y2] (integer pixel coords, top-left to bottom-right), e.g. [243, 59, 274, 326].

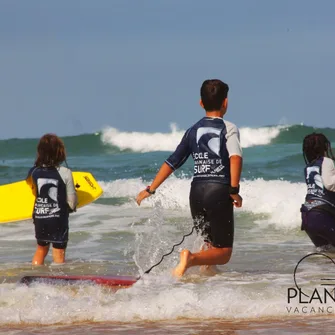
[166, 117, 242, 248]
[28, 165, 78, 249]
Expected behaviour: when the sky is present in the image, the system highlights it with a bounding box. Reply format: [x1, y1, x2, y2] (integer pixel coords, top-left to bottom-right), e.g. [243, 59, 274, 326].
[0, 0, 335, 139]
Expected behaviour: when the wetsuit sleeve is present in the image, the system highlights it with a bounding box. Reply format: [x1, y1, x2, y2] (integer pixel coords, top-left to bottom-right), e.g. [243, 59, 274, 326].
[165, 129, 192, 170]
[321, 157, 335, 192]
[26, 167, 36, 196]
[225, 122, 242, 157]
[26, 167, 35, 180]
[58, 166, 78, 210]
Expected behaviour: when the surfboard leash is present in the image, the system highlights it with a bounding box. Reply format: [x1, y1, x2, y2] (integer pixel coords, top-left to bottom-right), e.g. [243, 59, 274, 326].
[143, 225, 196, 275]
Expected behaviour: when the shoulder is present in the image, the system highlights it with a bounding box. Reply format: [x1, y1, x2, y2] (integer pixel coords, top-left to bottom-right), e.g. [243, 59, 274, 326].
[223, 120, 240, 138]
[322, 157, 335, 169]
[27, 166, 36, 175]
[183, 120, 202, 137]
[26, 166, 38, 179]
[57, 166, 73, 180]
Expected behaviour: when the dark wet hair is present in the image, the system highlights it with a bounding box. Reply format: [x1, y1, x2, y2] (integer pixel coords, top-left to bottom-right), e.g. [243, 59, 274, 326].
[303, 132, 335, 164]
[35, 133, 66, 167]
[200, 79, 229, 111]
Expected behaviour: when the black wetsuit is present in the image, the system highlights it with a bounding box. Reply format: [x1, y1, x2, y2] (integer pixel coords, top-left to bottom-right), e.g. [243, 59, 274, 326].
[166, 117, 240, 248]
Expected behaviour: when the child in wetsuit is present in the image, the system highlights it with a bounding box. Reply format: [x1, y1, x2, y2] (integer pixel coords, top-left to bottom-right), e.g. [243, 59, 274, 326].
[136, 79, 243, 277]
[27, 134, 78, 265]
[301, 133, 335, 248]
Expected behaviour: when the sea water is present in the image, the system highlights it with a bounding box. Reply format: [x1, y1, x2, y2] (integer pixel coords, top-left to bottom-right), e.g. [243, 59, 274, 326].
[1, 124, 335, 334]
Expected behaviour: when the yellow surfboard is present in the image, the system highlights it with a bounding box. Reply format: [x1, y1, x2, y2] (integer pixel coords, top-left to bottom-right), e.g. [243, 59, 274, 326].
[0, 171, 103, 224]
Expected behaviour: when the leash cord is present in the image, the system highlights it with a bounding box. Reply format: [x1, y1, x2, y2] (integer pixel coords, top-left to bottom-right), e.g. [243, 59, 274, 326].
[143, 226, 196, 275]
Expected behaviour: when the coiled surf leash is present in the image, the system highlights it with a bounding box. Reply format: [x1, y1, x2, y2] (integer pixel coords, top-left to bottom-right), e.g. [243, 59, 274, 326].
[141, 225, 196, 275]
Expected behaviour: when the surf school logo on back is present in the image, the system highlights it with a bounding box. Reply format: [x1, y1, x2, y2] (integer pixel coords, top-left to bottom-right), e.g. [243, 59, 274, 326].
[34, 178, 60, 217]
[286, 253, 335, 315]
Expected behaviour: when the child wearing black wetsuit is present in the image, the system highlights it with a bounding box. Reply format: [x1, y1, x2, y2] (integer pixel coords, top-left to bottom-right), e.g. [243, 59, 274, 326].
[136, 79, 243, 277]
[301, 133, 335, 249]
[27, 134, 77, 265]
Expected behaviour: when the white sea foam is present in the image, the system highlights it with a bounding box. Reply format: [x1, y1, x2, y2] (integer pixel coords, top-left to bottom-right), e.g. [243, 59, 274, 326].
[101, 124, 286, 152]
[99, 177, 305, 229]
[101, 123, 184, 152]
[0, 176, 303, 247]
[0, 272, 304, 324]
[240, 125, 284, 147]
[0, 179, 320, 326]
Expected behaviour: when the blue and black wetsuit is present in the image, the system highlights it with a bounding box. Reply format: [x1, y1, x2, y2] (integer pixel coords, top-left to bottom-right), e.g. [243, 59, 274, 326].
[166, 117, 242, 248]
[301, 157, 335, 247]
[28, 166, 75, 249]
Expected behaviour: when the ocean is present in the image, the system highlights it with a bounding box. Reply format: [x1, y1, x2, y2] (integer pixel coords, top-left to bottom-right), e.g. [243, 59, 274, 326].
[1, 123, 335, 334]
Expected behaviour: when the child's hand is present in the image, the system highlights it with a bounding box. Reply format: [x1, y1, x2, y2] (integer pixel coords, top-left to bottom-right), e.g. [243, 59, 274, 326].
[136, 189, 152, 205]
[230, 194, 242, 207]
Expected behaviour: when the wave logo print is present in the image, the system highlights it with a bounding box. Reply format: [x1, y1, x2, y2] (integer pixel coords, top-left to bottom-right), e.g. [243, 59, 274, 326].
[196, 127, 221, 157]
[287, 253, 335, 314]
[37, 178, 59, 202]
[36, 178, 60, 215]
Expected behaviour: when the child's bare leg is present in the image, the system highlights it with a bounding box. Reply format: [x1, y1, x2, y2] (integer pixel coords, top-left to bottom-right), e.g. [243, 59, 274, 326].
[52, 247, 66, 264]
[200, 243, 218, 276]
[32, 244, 50, 265]
[172, 246, 232, 277]
[172, 249, 192, 277]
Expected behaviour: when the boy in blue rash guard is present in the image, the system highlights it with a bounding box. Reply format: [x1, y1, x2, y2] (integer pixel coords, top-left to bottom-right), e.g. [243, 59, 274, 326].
[27, 134, 78, 265]
[301, 133, 335, 248]
[136, 79, 243, 277]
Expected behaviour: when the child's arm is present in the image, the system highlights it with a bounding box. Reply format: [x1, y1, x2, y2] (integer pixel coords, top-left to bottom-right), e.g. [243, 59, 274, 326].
[136, 128, 192, 205]
[225, 122, 243, 207]
[230, 155, 243, 207]
[321, 157, 335, 191]
[26, 167, 37, 196]
[59, 167, 78, 211]
[230, 155, 242, 187]
[136, 162, 173, 205]
[66, 172, 78, 212]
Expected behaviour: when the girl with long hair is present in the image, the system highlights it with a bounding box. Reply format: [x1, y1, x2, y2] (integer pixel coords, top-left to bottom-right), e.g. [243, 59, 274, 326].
[27, 134, 77, 265]
[301, 133, 335, 248]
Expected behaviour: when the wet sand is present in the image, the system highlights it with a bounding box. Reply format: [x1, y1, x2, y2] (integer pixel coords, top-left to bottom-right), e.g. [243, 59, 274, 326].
[1, 317, 334, 335]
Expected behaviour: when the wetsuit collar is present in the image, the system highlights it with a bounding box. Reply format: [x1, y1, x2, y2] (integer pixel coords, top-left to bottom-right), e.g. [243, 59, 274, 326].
[204, 116, 223, 120]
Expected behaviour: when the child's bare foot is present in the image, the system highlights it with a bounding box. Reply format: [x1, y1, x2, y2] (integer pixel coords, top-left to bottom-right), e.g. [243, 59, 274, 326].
[172, 249, 192, 277]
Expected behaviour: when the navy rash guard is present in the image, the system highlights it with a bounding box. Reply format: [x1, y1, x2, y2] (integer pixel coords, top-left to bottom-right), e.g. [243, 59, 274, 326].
[165, 117, 242, 184]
